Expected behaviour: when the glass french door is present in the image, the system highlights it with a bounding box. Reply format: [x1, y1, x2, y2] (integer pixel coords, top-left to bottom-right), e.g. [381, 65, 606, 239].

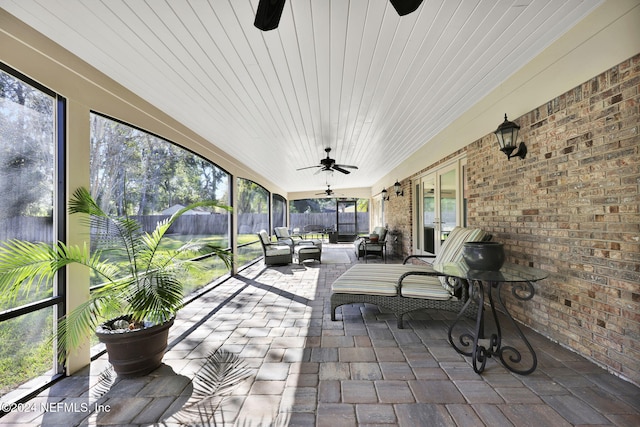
[414, 161, 463, 255]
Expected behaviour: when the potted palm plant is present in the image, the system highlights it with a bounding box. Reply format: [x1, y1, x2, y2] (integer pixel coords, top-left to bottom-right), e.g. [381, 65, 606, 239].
[0, 187, 232, 377]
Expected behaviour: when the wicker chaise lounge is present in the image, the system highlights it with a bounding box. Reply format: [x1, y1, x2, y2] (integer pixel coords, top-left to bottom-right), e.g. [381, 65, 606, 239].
[331, 227, 488, 328]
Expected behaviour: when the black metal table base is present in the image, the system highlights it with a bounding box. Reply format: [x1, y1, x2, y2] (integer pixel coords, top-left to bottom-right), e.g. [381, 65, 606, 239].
[448, 279, 537, 375]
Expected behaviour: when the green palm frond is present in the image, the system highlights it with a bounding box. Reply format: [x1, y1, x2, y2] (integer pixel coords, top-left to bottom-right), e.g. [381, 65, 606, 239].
[94, 215, 144, 256]
[68, 187, 106, 217]
[69, 187, 146, 273]
[0, 186, 233, 362]
[0, 240, 61, 299]
[204, 245, 233, 270]
[0, 240, 119, 303]
[58, 290, 127, 353]
[126, 273, 183, 324]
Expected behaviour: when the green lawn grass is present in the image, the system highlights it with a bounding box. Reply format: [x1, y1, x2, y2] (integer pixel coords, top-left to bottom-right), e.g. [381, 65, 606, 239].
[0, 310, 54, 396]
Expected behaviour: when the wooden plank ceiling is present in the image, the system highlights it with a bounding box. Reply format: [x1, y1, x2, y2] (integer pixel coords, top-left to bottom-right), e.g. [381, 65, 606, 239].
[0, 0, 603, 193]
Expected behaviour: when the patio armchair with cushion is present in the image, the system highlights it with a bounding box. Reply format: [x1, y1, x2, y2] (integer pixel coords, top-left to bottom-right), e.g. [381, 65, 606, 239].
[258, 230, 292, 266]
[274, 226, 323, 251]
[274, 226, 322, 264]
[333, 226, 489, 328]
[354, 226, 387, 261]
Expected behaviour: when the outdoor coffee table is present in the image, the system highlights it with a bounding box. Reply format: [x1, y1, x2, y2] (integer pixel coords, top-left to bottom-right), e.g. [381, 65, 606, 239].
[434, 262, 549, 375]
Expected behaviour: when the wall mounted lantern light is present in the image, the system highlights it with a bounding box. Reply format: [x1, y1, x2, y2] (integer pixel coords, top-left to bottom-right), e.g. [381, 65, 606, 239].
[394, 180, 404, 197]
[494, 114, 527, 160]
[381, 188, 390, 201]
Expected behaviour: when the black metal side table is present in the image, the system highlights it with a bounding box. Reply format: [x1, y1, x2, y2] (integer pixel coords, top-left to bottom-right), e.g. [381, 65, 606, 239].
[434, 262, 549, 375]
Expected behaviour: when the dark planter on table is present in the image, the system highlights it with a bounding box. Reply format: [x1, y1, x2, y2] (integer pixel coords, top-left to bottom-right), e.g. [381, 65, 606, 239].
[96, 315, 175, 377]
[462, 242, 505, 271]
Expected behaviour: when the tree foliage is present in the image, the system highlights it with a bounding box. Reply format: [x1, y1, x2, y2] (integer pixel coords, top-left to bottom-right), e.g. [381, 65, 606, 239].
[0, 71, 54, 220]
[236, 178, 268, 214]
[89, 114, 229, 216]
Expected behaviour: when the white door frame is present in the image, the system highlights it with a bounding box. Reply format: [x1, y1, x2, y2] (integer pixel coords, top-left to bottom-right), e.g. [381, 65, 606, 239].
[412, 156, 466, 255]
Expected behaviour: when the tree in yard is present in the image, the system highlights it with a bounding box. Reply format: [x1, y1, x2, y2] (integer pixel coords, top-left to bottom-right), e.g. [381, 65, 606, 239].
[0, 72, 54, 221]
[89, 114, 230, 217]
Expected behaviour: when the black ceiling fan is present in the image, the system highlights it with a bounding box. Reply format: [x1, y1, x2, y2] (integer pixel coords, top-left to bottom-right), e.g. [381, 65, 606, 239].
[315, 185, 334, 197]
[297, 148, 358, 175]
[255, 0, 424, 31]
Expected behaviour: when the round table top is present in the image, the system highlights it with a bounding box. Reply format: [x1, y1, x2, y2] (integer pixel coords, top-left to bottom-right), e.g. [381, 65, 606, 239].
[433, 262, 549, 283]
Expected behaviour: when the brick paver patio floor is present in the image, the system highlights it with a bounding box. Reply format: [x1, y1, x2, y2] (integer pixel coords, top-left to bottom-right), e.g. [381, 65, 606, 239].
[1, 244, 638, 426]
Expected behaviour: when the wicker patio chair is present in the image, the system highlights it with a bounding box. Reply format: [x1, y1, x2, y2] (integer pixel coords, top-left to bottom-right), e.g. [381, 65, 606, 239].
[258, 230, 292, 266]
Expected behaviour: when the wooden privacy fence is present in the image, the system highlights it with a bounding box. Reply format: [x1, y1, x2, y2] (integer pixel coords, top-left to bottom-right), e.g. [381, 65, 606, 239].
[0, 216, 53, 242]
[290, 212, 370, 234]
[1, 212, 371, 242]
[136, 214, 230, 235]
[1, 213, 269, 241]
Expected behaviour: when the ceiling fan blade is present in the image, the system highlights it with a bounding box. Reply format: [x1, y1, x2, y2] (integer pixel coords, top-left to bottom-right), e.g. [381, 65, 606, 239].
[316, 185, 333, 195]
[389, 0, 424, 16]
[254, 0, 286, 31]
[332, 165, 351, 174]
[313, 167, 328, 175]
[296, 165, 319, 171]
[297, 147, 358, 174]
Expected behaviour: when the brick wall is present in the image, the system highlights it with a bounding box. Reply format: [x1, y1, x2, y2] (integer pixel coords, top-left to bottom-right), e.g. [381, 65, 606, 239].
[387, 54, 639, 385]
[383, 179, 412, 258]
[465, 54, 639, 384]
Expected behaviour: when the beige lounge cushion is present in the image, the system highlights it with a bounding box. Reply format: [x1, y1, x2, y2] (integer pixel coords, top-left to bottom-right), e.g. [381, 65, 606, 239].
[331, 264, 453, 300]
[331, 279, 396, 296]
[434, 226, 487, 264]
[434, 227, 487, 288]
[332, 264, 401, 296]
[258, 230, 272, 245]
[372, 226, 387, 241]
[364, 243, 385, 251]
[295, 245, 320, 254]
[274, 227, 291, 238]
[400, 275, 457, 300]
[266, 245, 292, 256]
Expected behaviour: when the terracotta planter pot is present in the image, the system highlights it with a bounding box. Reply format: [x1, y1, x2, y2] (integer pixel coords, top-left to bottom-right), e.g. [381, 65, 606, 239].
[96, 315, 174, 377]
